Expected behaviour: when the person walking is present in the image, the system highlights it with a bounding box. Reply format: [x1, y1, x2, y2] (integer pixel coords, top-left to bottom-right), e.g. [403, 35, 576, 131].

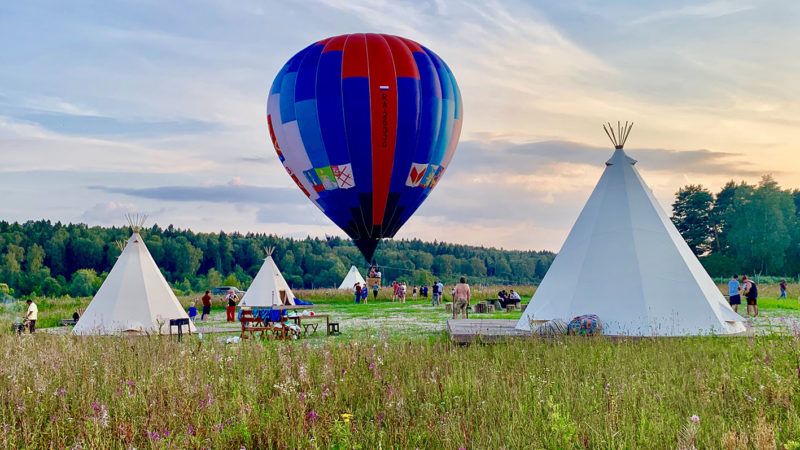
[354, 282, 362, 304]
[24, 299, 38, 333]
[372, 283, 379, 300]
[779, 279, 787, 299]
[742, 275, 758, 317]
[225, 289, 238, 322]
[187, 301, 198, 322]
[727, 275, 741, 313]
[453, 277, 471, 319]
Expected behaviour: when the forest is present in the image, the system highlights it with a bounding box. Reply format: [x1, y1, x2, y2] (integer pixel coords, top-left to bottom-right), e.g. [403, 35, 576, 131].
[0, 220, 554, 298]
[3, 174, 798, 299]
[671, 175, 800, 278]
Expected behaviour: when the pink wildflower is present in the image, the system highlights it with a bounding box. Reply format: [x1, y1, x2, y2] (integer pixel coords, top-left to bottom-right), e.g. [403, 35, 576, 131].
[369, 362, 376, 371]
[690, 415, 700, 424]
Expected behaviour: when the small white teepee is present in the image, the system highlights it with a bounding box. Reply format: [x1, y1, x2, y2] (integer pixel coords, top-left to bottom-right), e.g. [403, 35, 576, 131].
[338, 265, 366, 290]
[239, 248, 295, 307]
[517, 122, 745, 336]
[74, 215, 196, 335]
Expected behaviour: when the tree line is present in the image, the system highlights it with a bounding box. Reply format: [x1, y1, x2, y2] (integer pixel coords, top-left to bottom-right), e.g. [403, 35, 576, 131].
[671, 175, 800, 278]
[0, 220, 555, 298]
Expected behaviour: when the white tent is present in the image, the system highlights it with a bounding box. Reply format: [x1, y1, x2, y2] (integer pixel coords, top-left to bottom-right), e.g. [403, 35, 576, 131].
[338, 265, 366, 290]
[516, 123, 745, 336]
[74, 216, 196, 335]
[239, 248, 295, 307]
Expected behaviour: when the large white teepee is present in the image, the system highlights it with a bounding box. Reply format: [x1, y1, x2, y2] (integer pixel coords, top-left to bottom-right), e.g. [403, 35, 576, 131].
[239, 248, 295, 307]
[338, 265, 366, 290]
[74, 216, 196, 335]
[517, 123, 745, 336]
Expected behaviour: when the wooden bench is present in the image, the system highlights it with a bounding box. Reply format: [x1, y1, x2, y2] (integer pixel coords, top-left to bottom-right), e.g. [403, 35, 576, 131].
[59, 308, 86, 326]
[240, 317, 272, 339]
[327, 322, 340, 335]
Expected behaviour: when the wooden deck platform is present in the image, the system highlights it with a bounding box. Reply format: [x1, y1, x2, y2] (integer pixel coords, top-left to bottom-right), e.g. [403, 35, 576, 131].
[447, 319, 529, 343]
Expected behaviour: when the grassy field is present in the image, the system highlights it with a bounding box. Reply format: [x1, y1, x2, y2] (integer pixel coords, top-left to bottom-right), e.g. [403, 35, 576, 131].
[1, 285, 800, 447]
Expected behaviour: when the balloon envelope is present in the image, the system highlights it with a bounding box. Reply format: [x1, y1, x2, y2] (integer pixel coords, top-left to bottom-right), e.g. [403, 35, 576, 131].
[267, 33, 463, 261]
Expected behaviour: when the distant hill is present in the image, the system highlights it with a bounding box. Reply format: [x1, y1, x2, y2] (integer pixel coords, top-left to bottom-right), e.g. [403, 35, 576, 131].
[0, 220, 554, 298]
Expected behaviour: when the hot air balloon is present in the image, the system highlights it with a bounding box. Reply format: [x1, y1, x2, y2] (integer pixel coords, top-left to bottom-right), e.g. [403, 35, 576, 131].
[267, 33, 462, 262]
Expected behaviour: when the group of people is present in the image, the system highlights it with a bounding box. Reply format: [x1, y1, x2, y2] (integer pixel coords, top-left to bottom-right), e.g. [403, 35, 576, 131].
[495, 289, 522, 310]
[186, 289, 239, 322]
[727, 275, 761, 316]
[352, 282, 377, 304]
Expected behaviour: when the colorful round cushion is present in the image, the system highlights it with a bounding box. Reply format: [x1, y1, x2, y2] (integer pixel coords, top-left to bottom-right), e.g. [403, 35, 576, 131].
[567, 314, 603, 336]
[535, 319, 568, 337]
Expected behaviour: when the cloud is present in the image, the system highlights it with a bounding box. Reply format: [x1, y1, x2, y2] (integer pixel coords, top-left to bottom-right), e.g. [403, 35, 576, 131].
[80, 201, 138, 224]
[89, 179, 301, 204]
[632, 1, 756, 25]
[13, 112, 219, 138]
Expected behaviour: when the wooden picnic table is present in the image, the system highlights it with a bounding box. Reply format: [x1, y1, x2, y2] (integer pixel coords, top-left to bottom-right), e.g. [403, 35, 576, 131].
[288, 314, 330, 336]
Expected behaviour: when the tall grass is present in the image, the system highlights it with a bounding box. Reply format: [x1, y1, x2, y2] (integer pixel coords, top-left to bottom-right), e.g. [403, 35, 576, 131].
[1, 333, 798, 448]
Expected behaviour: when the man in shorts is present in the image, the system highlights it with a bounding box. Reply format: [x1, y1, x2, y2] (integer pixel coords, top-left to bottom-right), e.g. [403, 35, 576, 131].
[453, 277, 470, 319]
[742, 275, 758, 317]
[727, 275, 741, 313]
[201, 290, 212, 321]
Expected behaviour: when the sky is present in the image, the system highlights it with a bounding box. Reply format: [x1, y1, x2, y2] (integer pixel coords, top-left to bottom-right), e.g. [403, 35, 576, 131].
[1, 0, 798, 252]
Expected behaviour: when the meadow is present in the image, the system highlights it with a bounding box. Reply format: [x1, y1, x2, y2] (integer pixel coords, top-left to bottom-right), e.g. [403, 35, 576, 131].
[1, 284, 800, 448]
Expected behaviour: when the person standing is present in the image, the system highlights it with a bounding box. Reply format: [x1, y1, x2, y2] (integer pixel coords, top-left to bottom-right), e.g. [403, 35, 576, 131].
[201, 290, 212, 321]
[372, 283, 379, 300]
[225, 289, 238, 322]
[397, 282, 407, 304]
[361, 283, 369, 304]
[431, 281, 440, 306]
[779, 279, 787, 299]
[742, 275, 758, 316]
[453, 277, 471, 319]
[354, 282, 362, 304]
[24, 299, 38, 333]
[391, 281, 399, 301]
[436, 280, 445, 303]
[727, 275, 741, 313]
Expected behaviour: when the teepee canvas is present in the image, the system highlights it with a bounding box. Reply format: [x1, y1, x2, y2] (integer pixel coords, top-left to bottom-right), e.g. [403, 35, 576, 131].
[517, 123, 745, 336]
[74, 216, 196, 335]
[338, 265, 366, 290]
[239, 248, 295, 307]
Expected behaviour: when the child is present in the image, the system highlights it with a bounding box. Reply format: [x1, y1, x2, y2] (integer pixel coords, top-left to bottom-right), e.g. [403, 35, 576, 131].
[188, 301, 198, 322]
[361, 284, 369, 304]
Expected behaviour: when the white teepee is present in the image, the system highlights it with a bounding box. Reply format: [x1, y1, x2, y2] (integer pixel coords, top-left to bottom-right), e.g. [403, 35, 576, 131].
[239, 248, 295, 307]
[338, 265, 366, 290]
[74, 215, 196, 335]
[517, 123, 745, 336]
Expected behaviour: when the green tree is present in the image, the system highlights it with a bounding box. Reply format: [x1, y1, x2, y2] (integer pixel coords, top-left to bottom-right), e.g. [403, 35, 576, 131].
[671, 185, 714, 255]
[222, 273, 239, 288]
[207, 268, 223, 289]
[69, 269, 98, 297]
[726, 176, 795, 274]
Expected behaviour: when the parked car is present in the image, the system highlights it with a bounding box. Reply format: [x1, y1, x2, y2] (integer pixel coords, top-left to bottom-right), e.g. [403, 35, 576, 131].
[212, 286, 246, 296]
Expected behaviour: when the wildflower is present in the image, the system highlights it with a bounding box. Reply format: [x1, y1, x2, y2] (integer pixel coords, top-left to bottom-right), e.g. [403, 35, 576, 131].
[127, 380, 134, 386]
[307, 411, 319, 421]
[91, 402, 100, 411]
[369, 362, 376, 371]
[690, 415, 700, 424]
[188, 425, 196, 436]
[341, 413, 353, 423]
[58, 389, 66, 395]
